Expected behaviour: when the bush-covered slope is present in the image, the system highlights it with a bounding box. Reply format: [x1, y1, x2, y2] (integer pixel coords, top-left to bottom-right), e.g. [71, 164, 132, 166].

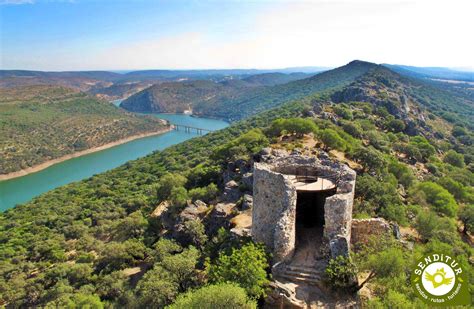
[0, 69, 473, 307]
[0, 85, 168, 175]
[332, 66, 474, 129]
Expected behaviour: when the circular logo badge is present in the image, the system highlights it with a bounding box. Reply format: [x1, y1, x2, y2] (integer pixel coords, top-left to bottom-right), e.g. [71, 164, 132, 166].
[411, 253, 470, 306]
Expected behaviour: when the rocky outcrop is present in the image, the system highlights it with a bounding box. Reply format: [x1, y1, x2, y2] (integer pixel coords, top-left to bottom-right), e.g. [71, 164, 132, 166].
[204, 202, 235, 235]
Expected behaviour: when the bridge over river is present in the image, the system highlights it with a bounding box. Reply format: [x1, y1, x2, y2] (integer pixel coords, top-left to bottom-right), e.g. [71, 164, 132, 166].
[172, 124, 214, 135]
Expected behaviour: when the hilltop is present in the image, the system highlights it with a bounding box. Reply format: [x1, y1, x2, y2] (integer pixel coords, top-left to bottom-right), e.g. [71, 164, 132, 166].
[0, 85, 168, 176]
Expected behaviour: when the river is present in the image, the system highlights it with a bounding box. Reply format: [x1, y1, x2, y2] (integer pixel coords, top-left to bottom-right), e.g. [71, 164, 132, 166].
[0, 110, 229, 211]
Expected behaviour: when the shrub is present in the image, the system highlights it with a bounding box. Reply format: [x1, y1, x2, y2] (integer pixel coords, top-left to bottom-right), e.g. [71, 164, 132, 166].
[325, 256, 357, 290]
[386, 119, 406, 133]
[341, 121, 363, 138]
[387, 160, 415, 188]
[333, 105, 353, 120]
[411, 182, 458, 217]
[267, 118, 318, 137]
[167, 283, 256, 309]
[214, 129, 269, 162]
[443, 150, 465, 168]
[188, 183, 219, 203]
[409, 136, 436, 162]
[319, 129, 346, 151]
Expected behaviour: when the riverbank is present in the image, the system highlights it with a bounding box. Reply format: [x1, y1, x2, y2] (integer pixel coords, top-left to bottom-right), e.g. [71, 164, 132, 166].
[0, 126, 172, 181]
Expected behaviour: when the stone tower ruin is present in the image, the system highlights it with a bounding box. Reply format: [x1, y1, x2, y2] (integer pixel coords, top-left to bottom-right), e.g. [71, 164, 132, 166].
[252, 152, 356, 264]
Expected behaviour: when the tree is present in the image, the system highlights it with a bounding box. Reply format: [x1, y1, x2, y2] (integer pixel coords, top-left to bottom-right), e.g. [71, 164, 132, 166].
[452, 125, 467, 137]
[115, 211, 148, 239]
[182, 219, 208, 248]
[267, 118, 318, 137]
[214, 129, 269, 162]
[353, 146, 386, 173]
[208, 242, 269, 299]
[443, 150, 465, 168]
[96, 271, 129, 301]
[319, 129, 346, 151]
[459, 204, 474, 234]
[167, 283, 257, 309]
[415, 211, 457, 242]
[136, 266, 179, 308]
[411, 182, 458, 217]
[437, 177, 468, 201]
[137, 246, 200, 307]
[156, 173, 188, 201]
[169, 186, 188, 207]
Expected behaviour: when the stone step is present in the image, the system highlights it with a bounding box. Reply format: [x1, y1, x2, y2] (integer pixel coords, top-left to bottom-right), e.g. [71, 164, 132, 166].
[277, 272, 323, 285]
[285, 265, 325, 275]
[282, 270, 321, 280]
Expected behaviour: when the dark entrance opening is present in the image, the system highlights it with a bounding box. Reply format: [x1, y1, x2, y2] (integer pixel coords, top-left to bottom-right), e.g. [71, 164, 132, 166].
[294, 187, 337, 265]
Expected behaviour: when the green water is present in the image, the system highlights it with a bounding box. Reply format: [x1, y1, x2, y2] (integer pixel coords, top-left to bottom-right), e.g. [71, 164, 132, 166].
[0, 113, 228, 211]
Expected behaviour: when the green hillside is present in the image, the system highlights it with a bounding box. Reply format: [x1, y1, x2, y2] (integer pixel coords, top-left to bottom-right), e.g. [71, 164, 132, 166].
[1, 65, 472, 307]
[0, 85, 168, 175]
[121, 60, 376, 120]
[120, 79, 257, 113]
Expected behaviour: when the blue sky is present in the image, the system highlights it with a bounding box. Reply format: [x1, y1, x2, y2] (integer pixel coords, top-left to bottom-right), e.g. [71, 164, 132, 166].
[1, 0, 473, 71]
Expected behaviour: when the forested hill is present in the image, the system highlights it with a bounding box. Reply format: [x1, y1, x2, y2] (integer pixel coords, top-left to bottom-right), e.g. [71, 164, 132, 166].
[331, 65, 474, 129]
[121, 60, 377, 120]
[1, 63, 472, 307]
[0, 85, 168, 175]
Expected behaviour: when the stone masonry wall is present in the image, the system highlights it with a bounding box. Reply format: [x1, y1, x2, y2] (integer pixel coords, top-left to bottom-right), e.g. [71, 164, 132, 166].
[253, 163, 297, 262]
[351, 218, 392, 249]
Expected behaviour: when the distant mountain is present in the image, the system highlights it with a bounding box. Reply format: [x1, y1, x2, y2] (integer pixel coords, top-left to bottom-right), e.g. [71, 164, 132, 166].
[0, 68, 326, 100]
[384, 64, 474, 82]
[121, 60, 377, 120]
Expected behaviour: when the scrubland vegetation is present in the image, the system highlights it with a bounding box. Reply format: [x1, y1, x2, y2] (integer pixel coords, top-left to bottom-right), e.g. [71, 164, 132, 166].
[1, 64, 473, 307]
